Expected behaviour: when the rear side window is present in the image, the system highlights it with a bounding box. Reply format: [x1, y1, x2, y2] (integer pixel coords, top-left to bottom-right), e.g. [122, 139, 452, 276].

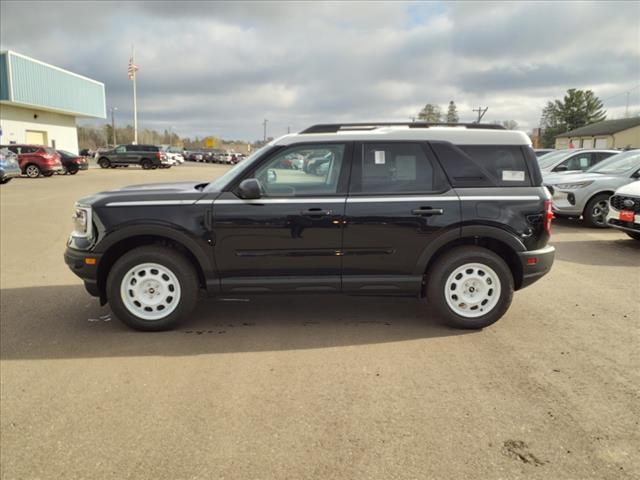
[351, 143, 447, 194]
[430, 142, 533, 187]
[125, 145, 137, 152]
[459, 146, 531, 186]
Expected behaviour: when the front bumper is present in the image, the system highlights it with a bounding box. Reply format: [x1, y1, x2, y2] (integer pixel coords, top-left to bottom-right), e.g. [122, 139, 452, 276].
[64, 247, 102, 297]
[517, 245, 555, 289]
[606, 207, 640, 234]
[45, 165, 65, 174]
[547, 187, 583, 215]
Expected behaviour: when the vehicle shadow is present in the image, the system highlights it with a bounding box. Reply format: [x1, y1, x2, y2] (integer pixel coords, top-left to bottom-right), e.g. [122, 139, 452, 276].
[0, 285, 471, 361]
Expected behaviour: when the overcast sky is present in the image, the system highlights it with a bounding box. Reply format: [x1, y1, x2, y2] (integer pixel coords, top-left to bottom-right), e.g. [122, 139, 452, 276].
[2, 1, 639, 141]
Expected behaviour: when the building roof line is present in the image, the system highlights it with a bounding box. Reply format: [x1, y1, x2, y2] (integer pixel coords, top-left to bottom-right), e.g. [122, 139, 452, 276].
[1, 50, 105, 87]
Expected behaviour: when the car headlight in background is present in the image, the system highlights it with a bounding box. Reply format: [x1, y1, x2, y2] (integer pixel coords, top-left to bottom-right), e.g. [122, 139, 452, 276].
[72, 205, 92, 237]
[553, 181, 594, 190]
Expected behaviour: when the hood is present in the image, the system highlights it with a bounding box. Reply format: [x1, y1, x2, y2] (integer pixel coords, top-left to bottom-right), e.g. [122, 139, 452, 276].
[615, 180, 640, 196]
[77, 181, 211, 207]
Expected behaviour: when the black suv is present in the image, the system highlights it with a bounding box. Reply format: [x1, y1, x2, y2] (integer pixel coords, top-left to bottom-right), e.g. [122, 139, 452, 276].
[65, 123, 555, 331]
[97, 144, 169, 169]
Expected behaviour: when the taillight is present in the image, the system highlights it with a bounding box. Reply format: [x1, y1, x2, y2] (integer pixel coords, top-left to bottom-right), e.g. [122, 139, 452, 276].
[156, 152, 161, 161]
[543, 199, 554, 234]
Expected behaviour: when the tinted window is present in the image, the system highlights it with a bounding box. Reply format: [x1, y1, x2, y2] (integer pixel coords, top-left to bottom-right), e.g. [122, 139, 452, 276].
[125, 145, 137, 152]
[458, 145, 531, 186]
[251, 144, 345, 197]
[556, 152, 593, 171]
[352, 143, 442, 194]
[429, 142, 492, 188]
[595, 152, 615, 162]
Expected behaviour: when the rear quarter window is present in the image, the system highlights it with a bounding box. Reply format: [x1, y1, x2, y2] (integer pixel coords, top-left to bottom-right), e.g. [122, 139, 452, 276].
[458, 146, 531, 186]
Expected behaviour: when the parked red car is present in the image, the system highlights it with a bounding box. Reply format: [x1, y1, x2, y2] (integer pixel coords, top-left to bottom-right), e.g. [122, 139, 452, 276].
[0, 144, 64, 178]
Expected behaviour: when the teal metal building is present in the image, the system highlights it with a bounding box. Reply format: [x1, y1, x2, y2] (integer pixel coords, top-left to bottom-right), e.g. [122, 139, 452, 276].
[0, 50, 105, 153]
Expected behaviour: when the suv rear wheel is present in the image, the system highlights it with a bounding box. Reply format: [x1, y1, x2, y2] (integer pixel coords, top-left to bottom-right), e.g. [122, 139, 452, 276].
[141, 159, 152, 170]
[25, 164, 41, 178]
[98, 157, 111, 169]
[106, 246, 198, 331]
[426, 246, 514, 329]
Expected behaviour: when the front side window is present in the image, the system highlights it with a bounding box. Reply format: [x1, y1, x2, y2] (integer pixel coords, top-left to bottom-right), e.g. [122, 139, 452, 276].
[116, 146, 126, 153]
[251, 144, 345, 197]
[558, 153, 593, 171]
[351, 143, 440, 194]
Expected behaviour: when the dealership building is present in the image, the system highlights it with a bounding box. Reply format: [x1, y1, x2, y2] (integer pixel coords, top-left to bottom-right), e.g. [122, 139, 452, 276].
[0, 50, 105, 153]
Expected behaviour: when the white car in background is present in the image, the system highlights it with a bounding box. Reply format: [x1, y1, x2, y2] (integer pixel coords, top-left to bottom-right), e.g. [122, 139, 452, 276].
[161, 146, 185, 165]
[607, 181, 640, 240]
[538, 149, 618, 177]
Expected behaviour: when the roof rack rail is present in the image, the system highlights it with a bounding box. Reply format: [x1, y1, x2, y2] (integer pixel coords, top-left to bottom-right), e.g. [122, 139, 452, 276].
[300, 122, 506, 134]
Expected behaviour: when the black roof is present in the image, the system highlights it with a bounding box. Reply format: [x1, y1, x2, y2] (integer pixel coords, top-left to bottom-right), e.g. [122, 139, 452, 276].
[556, 118, 640, 138]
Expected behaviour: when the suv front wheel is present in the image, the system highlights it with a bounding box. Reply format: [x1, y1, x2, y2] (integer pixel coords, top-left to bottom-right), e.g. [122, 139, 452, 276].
[107, 246, 199, 331]
[426, 246, 514, 329]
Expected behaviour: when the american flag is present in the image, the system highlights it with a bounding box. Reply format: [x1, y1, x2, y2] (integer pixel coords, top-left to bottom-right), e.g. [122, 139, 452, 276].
[127, 57, 138, 80]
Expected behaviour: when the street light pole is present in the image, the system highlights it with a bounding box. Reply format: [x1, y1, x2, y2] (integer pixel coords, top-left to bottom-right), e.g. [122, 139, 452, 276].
[110, 107, 118, 145]
[263, 119, 268, 142]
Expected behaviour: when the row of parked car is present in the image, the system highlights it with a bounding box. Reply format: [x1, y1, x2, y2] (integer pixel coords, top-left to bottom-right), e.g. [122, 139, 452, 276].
[536, 148, 640, 233]
[184, 150, 246, 164]
[0, 144, 89, 183]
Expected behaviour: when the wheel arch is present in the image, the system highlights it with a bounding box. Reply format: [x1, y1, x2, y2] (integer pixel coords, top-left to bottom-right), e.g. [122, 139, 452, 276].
[417, 226, 525, 293]
[96, 228, 214, 301]
[582, 190, 615, 215]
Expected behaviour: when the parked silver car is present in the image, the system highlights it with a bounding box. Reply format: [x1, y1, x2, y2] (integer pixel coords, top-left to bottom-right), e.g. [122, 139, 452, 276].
[544, 150, 640, 227]
[538, 149, 618, 176]
[606, 181, 640, 240]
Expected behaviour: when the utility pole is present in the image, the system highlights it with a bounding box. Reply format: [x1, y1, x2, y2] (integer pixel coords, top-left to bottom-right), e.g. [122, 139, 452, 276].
[625, 91, 630, 118]
[472, 106, 488, 123]
[263, 119, 268, 142]
[110, 107, 118, 145]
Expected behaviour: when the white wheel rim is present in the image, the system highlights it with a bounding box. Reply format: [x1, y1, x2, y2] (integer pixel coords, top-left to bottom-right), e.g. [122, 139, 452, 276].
[120, 263, 181, 321]
[444, 262, 501, 318]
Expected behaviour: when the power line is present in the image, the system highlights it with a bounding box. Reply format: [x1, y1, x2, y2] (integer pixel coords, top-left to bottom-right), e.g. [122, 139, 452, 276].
[601, 84, 640, 103]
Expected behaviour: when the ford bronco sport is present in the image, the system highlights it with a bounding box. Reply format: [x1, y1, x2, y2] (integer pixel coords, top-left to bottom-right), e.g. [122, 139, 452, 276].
[65, 123, 555, 331]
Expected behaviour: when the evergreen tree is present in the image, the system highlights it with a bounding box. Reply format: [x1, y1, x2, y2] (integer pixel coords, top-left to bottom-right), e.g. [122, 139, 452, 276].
[446, 101, 459, 123]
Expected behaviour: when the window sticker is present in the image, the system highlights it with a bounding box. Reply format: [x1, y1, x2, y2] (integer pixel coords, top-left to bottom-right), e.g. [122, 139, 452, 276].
[502, 170, 525, 181]
[374, 151, 386, 165]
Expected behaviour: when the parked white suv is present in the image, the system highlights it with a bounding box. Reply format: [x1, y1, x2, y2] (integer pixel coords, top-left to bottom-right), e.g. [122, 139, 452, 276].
[606, 181, 640, 240]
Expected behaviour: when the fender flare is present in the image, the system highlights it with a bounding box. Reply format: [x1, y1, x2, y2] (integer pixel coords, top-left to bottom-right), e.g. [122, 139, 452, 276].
[96, 223, 216, 277]
[413, 224, 525, 275]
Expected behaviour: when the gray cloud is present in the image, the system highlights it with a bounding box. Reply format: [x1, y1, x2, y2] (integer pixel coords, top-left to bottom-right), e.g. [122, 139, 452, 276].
[1, 0, 639, 140]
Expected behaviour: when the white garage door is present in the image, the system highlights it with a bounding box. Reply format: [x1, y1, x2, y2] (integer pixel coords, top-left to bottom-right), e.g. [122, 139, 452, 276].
[582, 138, 594, 149]
[594, 138, 608, 148]
[25, 130, 47, 146]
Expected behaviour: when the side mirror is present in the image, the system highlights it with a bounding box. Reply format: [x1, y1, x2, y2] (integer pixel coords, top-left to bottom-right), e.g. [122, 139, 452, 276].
[237, 178, 262, 199]
[554, 165, 568, 172]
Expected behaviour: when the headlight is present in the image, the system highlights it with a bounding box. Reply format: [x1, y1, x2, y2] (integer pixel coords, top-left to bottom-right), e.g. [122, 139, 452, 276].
[72, 205, 92, 237]
[553, 181, 594, 190]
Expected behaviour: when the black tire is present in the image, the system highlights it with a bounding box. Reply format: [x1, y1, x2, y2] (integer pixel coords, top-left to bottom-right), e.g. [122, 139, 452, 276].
[627, 232, 640, 241]
[106, 246, 199, 331]
[68, 168, 79, 175]
[24, 164, 41, 178]
[42, 171, 54, 177]
[0, 178, 11, 184]
[141, 159, 152, 170]
[583, 193, 610, 228]
[426, 246, 514, 329]
[98, 157, 111, 169]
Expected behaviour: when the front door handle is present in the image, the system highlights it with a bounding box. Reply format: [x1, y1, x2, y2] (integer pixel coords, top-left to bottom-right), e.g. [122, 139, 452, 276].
[411, 207, 444, 216]
[301, 208, 332, 217]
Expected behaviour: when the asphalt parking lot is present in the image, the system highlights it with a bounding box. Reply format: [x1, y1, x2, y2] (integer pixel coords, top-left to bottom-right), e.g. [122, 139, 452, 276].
[1, 166, 639, 480]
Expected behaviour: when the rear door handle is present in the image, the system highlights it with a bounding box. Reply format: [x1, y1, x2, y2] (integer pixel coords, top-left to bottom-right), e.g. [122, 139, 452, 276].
[411, 207, 444, 216]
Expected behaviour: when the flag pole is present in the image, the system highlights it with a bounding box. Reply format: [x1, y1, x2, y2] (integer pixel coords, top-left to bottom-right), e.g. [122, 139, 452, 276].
[132, 46, 138, 145]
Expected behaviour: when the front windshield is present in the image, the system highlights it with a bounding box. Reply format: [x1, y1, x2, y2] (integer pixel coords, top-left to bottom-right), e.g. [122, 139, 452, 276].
[207, 145, 273, 191]
[587, 150, 639, 175]
[538, 150, 569, 169]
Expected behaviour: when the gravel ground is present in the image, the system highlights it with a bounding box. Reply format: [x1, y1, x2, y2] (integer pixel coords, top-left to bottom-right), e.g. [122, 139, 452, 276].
[1, 166, 639, 480]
